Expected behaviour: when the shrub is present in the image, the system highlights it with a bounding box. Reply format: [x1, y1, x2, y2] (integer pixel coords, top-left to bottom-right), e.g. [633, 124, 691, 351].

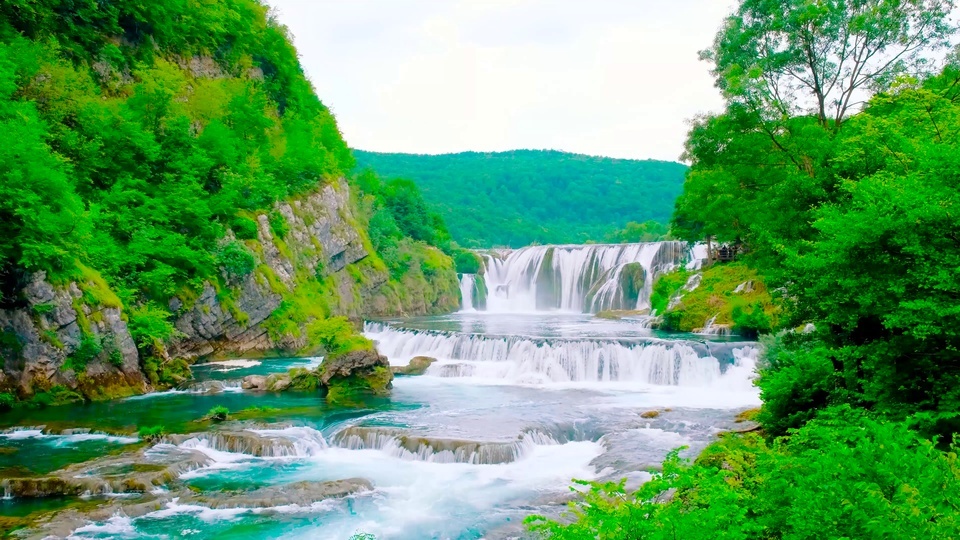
[268, 210, 289, 240]
[208, 405, 229, 422]
[452, 248, 481, 274]
[306, 316, 372, 358]
[0, 392, 15, 411]
[65, 334, 103, 372]
[138, 425, 166, 441]
[128, 304, 179, 352]
[230, 216, 260, 240]
[217, 241, 256, 279]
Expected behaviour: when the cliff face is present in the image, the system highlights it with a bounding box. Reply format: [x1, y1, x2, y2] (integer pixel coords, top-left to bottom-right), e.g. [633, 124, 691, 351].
[0, 178, 459, 398]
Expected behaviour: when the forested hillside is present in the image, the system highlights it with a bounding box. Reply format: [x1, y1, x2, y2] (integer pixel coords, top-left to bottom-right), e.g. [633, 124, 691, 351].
[0, 0, 458, 404]
[530, 0, 960, 537]
[352, 149, 687, 247]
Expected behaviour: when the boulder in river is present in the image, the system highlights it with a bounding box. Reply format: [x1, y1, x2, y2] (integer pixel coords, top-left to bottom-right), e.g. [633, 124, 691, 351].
[392, 356, 436, 376]
[241, 375, 267, 390]
[319, 348, 393, 402]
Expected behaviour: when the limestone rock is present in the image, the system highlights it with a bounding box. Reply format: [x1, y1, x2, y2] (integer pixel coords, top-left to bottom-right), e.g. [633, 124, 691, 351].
[241, 375, 267, 391]
[265, 373, 292, 392]
[392, 356, 436, 376]
[319, 349, 390, 385]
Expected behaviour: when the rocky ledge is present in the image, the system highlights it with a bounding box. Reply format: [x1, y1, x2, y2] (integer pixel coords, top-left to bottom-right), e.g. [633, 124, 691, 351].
[242, 347, 393, 402]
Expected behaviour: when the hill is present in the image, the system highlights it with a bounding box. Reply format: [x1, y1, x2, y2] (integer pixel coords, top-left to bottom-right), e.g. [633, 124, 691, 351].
[0, 0, 459, 402]
[352, 149, 688, 247]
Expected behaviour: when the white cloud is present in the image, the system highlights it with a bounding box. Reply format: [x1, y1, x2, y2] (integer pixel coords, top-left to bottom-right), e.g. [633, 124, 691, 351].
[267, 0, 737, 161]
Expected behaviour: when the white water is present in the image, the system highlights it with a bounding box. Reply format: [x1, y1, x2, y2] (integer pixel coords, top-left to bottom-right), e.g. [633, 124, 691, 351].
[367, 322, 757, 387]
[458, 273, 475, 312]
[476, 241, 692, 313]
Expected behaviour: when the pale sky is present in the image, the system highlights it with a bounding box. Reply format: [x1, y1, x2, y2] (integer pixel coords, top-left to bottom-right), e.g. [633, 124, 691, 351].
[266, 0, 737, 162]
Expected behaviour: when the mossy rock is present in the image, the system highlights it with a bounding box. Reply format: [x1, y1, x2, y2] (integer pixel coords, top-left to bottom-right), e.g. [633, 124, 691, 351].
[392, 356, 436, 376]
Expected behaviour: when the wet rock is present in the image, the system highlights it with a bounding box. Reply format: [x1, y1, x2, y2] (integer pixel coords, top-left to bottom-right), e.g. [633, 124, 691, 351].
[241, 375, 267, 390]
[319, 348, 393, 396]
[392, 356, 436, 376]
[184, 479, 372, 509]
[640, 410, 660, 419]
[265, 373, 292, 392]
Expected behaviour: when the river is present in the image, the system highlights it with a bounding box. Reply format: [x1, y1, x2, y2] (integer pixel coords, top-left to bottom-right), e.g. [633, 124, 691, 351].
[0, 243, 759, 539]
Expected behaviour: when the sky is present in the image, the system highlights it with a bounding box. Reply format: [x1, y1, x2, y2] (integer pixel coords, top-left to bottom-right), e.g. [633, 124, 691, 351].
[266, 0, 737, 162]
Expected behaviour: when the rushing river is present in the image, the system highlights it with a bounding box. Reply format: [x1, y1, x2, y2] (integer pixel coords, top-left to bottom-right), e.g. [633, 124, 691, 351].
[0, 313, 758, 539]
[1, 243, 759, 539]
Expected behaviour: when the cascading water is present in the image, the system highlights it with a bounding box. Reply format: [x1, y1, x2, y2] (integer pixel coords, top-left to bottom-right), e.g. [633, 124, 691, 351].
[471, 241, 693, 313]
[365, 322, 758, 386]
[459, 273, 475, 312]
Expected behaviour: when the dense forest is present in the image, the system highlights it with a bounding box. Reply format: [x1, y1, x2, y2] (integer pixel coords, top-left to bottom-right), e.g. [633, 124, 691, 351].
[0, 0, 456, 401]
[530, 0, 960, 538]
[352, 149, 687, 247]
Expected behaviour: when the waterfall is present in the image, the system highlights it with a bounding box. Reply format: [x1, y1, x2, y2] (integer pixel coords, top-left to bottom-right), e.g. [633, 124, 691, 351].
[472, 241, 690, 313]
[459, 274, 475, 312]
[365, 322, 758, 386]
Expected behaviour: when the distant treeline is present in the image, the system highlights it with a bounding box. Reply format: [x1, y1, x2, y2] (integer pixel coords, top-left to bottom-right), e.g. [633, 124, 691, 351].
[352, 149, 687, 248]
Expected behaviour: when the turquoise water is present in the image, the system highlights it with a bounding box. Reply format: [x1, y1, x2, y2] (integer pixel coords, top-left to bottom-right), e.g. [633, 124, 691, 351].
[1, 314, 760, 539]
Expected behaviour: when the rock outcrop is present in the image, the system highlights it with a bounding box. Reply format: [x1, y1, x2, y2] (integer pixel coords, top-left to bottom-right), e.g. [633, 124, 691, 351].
[392, 355, 436, 376]
[0, 178, 459, 400]
[0, 273, 147, 398]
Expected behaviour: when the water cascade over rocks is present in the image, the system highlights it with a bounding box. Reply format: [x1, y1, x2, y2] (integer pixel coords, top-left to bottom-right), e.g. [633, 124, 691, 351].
[475, 241, 691, 313]
[366, 322, 758, 386]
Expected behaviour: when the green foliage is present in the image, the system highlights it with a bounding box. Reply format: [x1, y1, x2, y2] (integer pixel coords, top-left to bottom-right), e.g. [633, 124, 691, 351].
[208, 405, 229, 422]
[29, 385, 83, 408]
[216, 241, 255, 279]
[128, 304, 179, 352]
[230, 216, 260, 240]
[353, 150, 688, 248]
[268, 210, 289, 240]
[532, 407, 960, 539]
[655, 263, 777, 334]
[288, 367, 319, 391]
[604, 220, 671, 243]
[0, 392, 14, 411]
[452, 249, 481, 274]
[306, 316, 372, 359]
[649, 268, 690, 315]
[137, 425, 166, 441]
[31, 302, 55, 316]
[65, 334, 103, 373]
[0, 0, 354, 312]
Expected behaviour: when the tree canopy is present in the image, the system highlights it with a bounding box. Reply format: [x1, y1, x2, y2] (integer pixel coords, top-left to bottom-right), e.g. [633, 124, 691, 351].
[352, 149, 687, 248]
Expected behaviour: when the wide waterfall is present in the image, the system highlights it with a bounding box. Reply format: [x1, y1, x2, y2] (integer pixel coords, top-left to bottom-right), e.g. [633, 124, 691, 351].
[474, 241, 691, 313]
[366, 322, 758, 387]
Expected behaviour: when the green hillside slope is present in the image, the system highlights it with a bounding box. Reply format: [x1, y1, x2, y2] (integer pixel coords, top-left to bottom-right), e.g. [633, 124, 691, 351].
[353, 149, 688, 247]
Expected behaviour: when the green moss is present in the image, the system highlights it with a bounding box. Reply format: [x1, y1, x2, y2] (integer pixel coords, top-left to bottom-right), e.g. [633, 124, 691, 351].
[650, 268, 692, 315]
[655, 262, 779, 334]
[0, 330, 23, 362]
[76, 264, 123, 309]
[31, 302, 56, 316]
[288, 367, 320, 391]
[217, 288, 250, 326]
[258, 264, 287, 295]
